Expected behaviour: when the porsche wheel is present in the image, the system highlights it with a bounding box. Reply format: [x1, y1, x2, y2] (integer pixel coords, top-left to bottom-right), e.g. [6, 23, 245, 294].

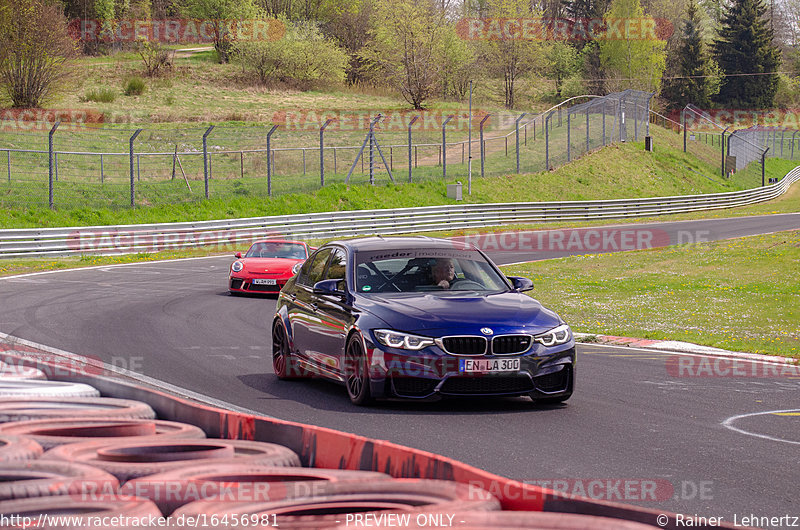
[345, 334, 372, 406]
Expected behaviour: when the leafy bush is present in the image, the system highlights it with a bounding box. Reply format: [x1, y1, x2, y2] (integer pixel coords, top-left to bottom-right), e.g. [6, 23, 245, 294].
[0, 0, 77, 108]
[80, 87, 117, 103]
[236, 19, 347, 89]
[135, 37, 173, 77]
[123, 77, 146, 96]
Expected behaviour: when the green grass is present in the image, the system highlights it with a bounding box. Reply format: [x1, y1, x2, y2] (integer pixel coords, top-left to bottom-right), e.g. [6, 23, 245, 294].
[501, 231, 800, 358]
[80, 88, 117, 103]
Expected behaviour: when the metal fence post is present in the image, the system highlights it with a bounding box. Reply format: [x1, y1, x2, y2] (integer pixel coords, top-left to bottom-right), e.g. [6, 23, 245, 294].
[585, 105, 590, 153]
[780, 129, 785, 158]
[319, 118, 334, 187]
[567, 112, 572, 162]
[721, 127, 729, 178]
[682, 109, 687, 153]
[792, 131, 799, 159]
[6, 150, 9, 183]
[479, 114, 490, 179]
[266, 125, 278, 197]
[129, 129, 142, 208]
[602, 102, 607, 145]
[408, 116, 418, 183]
[442, 115, 454, 180]
[515, 113, 526, 173]
[762, 148, 768, 187]
[48, 121, 60, 209]
[100, 154, 104, 183]
[202, 125, 214, 199]
[545, 113, 552, 170]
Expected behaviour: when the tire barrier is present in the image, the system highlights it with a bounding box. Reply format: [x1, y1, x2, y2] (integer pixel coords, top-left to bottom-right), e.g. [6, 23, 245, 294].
[0, 362, 46, 381]
[0, 380, 100, 398]
[41, 439, 303, 482]
[0, 435, 43, 462]
[0, 397, 156, 423]
[121, 464, 391, 515]
[340, 510, 662, 529]
[0, 418, 207, 450]
[0, 460, 118, 501]
[173, 479, 500, 528]
[0, 496, 162, 529]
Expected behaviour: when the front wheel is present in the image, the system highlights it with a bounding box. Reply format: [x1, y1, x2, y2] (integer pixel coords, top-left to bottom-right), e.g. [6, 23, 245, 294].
[345, 334, 372, 406]
[272, 319, 302, 380]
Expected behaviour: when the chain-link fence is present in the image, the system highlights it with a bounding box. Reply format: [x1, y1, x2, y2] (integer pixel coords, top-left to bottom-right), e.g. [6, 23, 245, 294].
[0, 91, 654, 210]
[727, 126, 800, 186]
[680, 104, 771, 189]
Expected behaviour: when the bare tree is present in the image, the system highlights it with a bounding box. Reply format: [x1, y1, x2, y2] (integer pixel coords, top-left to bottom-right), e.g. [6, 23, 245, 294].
[0, 0, 77, 108]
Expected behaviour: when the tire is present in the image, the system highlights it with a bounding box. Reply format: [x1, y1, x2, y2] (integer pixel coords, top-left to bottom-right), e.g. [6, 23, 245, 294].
[122, 464, 391, 515]
[0, 397, 156, 423]
[0, 496, 161, 529]
[344, 333, 372, 406]
[0, 380, 100, 398]
[174, 479, 500, 528]
[0, 362, 47, 381]
[0, 460, 118, 501]
[0, 435, 43, 462]
[0, 419, 206, 450]
[41, 438, 301, 483]
[272, 319, 303, 380]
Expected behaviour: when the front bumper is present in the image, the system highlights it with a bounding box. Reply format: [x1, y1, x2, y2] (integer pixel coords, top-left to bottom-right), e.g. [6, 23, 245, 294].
[229, 276, 287, 293]
[366, 341, 575, 400]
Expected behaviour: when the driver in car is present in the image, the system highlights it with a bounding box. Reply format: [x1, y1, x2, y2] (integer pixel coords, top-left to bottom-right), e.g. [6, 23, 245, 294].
[431, 258, 456, 289]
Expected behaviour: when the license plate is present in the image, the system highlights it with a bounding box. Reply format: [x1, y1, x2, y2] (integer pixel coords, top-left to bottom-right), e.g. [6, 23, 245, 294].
[459, 358, 521, 373]
[252, 279, 277, 285]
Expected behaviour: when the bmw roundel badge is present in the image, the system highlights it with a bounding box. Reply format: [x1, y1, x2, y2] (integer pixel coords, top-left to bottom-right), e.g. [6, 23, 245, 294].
[481, 327, 493, 335]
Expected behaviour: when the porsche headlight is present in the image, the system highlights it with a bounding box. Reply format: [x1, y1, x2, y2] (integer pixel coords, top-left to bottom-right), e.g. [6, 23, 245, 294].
[292, 262, 303, 275]
[231, 261, 244, 273]
[534, 324, 572, 347]
[374, 329, 434, 351]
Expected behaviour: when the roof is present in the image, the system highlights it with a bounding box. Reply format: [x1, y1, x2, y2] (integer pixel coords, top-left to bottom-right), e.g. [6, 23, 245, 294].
[328, 236, 475, 252]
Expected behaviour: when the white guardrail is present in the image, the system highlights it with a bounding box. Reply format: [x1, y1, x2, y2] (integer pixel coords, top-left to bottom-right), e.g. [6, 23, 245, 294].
[1, 166, 799, 259]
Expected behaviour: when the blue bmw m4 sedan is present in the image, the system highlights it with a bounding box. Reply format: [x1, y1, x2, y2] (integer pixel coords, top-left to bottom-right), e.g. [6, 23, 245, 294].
[272, 236, 575, 405]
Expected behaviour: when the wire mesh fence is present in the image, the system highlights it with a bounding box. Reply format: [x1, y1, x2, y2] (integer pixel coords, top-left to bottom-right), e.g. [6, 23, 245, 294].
[0, 91, 654, 210]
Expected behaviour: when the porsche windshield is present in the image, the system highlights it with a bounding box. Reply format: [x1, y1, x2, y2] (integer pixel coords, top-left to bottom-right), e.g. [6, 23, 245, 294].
[246, 242, 306, 259]
[354, 249, 510, 294]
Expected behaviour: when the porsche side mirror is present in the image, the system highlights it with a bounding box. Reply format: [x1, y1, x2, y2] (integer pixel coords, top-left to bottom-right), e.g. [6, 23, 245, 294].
[508, 276, 534, 292]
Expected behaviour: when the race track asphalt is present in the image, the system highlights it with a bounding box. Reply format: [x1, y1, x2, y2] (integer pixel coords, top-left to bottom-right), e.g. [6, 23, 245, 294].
[0, 213, 798, 524]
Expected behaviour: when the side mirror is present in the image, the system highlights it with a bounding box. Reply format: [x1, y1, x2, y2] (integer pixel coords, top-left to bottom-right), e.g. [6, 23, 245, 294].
[235, 252, 242, 259]
[313, 279, 346, 297]
[508, 276, 534, 292]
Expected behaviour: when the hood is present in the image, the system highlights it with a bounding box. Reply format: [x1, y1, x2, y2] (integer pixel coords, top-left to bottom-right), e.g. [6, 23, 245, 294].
[357, 291, 562, 336]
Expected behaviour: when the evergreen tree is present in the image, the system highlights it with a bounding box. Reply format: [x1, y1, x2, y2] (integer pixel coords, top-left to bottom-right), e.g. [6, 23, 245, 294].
[661, 0, 720, 109]
[712, 0, 780, 108]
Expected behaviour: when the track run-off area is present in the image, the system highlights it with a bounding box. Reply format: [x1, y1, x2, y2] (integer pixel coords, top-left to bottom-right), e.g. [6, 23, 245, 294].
[1, 213, 798, 525]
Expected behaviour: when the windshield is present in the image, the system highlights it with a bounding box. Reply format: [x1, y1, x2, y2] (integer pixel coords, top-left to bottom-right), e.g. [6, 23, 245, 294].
[246, 242, 307, 259]
[354, 248, 510, 294]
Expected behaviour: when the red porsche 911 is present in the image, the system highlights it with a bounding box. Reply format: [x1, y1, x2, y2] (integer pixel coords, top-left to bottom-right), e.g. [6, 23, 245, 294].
[229, 240, 310, 295]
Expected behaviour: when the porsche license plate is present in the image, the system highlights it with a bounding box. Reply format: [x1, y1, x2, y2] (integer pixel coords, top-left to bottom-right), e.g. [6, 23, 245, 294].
[459, 358, 520, 373]
[252, 279, 277, 285]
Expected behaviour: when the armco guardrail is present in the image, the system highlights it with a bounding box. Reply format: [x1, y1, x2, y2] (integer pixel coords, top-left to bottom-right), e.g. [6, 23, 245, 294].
[1, 165, 799, 258]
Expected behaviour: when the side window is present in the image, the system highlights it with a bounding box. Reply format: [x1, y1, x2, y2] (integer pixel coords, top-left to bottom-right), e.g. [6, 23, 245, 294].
[297, 249, 331, 287]
[325, 249, 347, 281]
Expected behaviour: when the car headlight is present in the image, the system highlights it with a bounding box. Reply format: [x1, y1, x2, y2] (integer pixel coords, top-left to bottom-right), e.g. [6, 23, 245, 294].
[291, 262, 303, 275]
[534, 324, 572, 347]
[231, 261, 244, 273]
[374, 329, 434, 350]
